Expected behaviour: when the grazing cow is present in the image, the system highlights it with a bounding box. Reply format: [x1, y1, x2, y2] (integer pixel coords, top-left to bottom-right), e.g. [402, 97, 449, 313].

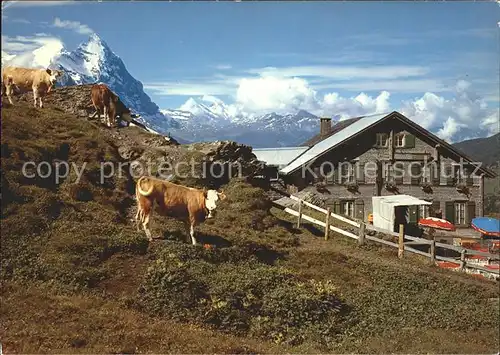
[90, 83, 132, 127]
[134, 176, 227, 244]
[1, 66, 63, 108]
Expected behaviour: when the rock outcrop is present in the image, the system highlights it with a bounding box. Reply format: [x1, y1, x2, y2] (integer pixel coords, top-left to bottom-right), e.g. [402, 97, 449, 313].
[12, 84, 265, 189]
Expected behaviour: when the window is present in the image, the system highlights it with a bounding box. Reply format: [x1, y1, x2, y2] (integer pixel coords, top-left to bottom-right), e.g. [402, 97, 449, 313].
[410, 162, 423, 185]
[384, 162, 400, 183]
[383, 163, 391, 181]
[457, 166, 474, 186]
[455, 202, 466, 225]
[430, 200, 441, 217]
[394, 133, 405, 147]
[453, 164, 462, 182]
[341, 200, 355, 217]
[392, 162, 404, 184]
[419, 205, 430, 218]
[445, 164, 457, 186]
[375, 133, 388, 147]
[425, 162, 441, 185]
[339, 162, 354, 184]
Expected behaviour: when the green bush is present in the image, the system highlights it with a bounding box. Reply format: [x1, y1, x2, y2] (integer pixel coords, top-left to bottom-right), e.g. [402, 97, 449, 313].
[137, 242, 348, 346]
[198, 179, 300, 249]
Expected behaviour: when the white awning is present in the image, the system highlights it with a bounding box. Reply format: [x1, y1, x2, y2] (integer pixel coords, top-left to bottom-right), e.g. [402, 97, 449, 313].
[372, 195, 432, 207]
[372, 195, 431, 231]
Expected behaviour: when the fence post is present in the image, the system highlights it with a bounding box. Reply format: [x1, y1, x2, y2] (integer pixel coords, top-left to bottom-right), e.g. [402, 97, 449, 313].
[398, 224, 404, 259]
[460, 249, 467, 271]
[430, 238, 436, 264]
[358, 221, 366, 245]
[296, 200, 303, 228]
[324, 207, 331, 240]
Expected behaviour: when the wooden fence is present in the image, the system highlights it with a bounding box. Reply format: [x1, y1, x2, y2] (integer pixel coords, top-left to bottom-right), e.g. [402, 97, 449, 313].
[273, 194, 500, 279]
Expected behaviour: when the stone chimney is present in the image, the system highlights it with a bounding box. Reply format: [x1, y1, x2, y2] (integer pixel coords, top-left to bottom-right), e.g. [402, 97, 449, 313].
[320, 117, 332, 138]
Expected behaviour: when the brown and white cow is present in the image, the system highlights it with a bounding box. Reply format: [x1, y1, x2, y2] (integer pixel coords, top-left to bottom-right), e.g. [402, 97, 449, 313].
[134, 175, 226, 244]
[1, 66, 63, 108]
[90, 83, 132, 127]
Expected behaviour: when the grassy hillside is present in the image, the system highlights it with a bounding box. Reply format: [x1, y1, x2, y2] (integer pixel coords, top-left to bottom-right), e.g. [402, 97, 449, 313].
[453, 133, 500, 167]
[453, 134, 500, 217]
[1, 97, 499, 353]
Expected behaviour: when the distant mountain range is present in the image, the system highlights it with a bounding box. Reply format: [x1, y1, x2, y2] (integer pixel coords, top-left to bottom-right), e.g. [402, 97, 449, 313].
[452, 133, 500, 167]
[162, 96, 321, 147]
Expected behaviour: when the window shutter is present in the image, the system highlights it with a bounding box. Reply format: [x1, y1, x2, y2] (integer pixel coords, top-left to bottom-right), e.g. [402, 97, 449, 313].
[467, 201, 476, 225]
[355, 199, 364, 220]
[394, 163, 403, 185]
[430, 163, 440, 185]
[445, 201, 455, 224]
[408, 205, 418, 223]
[333, 200, 341, 214]
[446, 165, 455, 186]
[356, 163, 365, 184]
[332, 165, 339, 184]
[313, 167, 321, 183]
[465, 167, 473, 186]
[431, 200, 441, 217]
[404, 134, 416, 148]
[411, 162, 422, 185]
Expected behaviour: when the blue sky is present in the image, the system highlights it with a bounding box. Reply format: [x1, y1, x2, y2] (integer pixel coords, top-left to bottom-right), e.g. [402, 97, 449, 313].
[2, 0, 499, 141]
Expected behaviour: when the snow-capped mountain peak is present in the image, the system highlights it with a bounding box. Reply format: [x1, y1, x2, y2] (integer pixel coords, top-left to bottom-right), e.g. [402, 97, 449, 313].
[56, 33, 114, 82]
[173, 96, 233, 124]
[4, 33, 176, 133]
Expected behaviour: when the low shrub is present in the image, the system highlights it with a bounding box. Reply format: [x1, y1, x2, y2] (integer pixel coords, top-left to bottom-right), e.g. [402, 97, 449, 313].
[137, 242, 349, 346]
[198, 179, 300, 248]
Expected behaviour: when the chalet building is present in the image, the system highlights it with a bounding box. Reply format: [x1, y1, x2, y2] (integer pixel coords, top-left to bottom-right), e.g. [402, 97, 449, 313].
[253, 111, 496, 228]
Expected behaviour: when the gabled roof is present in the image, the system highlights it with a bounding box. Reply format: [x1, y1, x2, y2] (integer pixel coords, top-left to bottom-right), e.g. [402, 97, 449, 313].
[279, 111, 497, 178]
[394, 112, 496, 177]
[280, 112, 390, 175]
[253, 146, 309, 167]
[303, 116, 362, 146]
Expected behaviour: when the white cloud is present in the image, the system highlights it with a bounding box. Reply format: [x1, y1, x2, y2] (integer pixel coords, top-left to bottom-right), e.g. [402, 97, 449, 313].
[52, 17, 93, 35]
[400, 80, 498, 142]
[321, 91, 391, 119]
[1, 51, 16, 65]
[1, 34, 64, 68]
[2, 0, 77, 9]
[247, 65, 429, 80]
[437, 117, 467, 142]
[144, 81, 235, 96]
[213, 64, 232, 70]
[479, 112, 500, 137]
[5, 17, 31, 24]
[235, 76, 320, 114]
[312, 78, 448, 94]
[2, 34, 63, 54]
